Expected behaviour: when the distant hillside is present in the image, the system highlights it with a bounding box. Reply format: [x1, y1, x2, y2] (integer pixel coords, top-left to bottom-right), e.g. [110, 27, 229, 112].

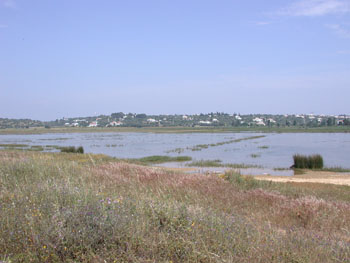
[0, 118, 43, 129]
[1, 112, 349, 129]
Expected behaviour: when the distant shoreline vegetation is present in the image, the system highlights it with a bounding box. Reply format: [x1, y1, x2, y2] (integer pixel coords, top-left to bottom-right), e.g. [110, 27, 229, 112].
[1, 126, 350, 135]
[1, 112, 349, 132]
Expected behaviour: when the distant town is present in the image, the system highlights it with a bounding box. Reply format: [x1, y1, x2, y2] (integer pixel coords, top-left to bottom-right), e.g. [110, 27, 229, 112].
[1, 112, 350, 129]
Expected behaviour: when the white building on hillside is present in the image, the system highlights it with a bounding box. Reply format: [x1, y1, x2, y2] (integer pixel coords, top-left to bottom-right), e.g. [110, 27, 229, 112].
[108, 121, 122, 127]
[88, 121, 98, 127]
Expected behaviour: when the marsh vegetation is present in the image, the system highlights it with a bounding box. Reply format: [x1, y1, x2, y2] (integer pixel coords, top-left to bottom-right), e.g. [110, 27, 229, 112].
[250, 153, 261, 158]
[258, 145, 269, 149]
[293, 154, 324, 169]
[1, 132, 350, 170]
[0, 151, 349, 262]
[132, 155, 192, 164]
[168, 135, 266, 152]
[60, 146, 84, 154]
[186, 159, 262, 169]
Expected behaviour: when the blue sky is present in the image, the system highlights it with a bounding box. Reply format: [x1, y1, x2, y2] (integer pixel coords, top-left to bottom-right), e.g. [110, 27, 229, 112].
[1, 0, 350, 120]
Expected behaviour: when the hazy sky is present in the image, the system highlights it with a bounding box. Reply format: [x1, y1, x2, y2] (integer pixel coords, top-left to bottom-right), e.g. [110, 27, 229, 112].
[1, 0, 350, 120]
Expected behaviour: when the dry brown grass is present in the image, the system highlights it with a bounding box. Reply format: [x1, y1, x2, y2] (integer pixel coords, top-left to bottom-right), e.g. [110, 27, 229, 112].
[1, 150, 350, 262]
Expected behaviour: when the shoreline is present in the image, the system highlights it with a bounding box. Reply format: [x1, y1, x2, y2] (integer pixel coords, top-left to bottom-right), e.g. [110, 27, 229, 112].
[1, 126, 350, 135]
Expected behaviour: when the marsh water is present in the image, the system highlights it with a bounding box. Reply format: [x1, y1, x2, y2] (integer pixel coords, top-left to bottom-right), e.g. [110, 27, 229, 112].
[1, 132, 349, 174]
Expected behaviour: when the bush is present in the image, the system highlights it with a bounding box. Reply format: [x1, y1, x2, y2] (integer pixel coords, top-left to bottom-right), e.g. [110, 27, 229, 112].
[60, 146, 84, 154]
[293, 154, 324, 169]
[76, 146, 84, 154]
[223, 171, 266, 190]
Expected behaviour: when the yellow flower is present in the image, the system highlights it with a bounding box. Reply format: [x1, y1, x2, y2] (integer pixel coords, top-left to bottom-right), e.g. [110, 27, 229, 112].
[43, 245, 46, 249]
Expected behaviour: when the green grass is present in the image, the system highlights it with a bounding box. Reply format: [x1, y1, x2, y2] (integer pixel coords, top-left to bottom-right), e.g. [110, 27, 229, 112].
[189, 135, 266, 151]
[250, 153, 261, 158]
[288, 166, 350, 173]
[186, 159, 223, 167]
[1, 151, 350, 262]
[293, 168, 306, 175]
[133, 155, 192, 164]
[0, 144, 64, 152]
[28, 145, 44, 151]
[169, 135, 266, 153]
[0, 143, 29, 147]
[317, 167, 350, 173]
[39, 137, 70, 141]
[258, 145, 269, 149]
[186, 160, 262, 168]
[44, 145, 62, 150]
[273, 167, 291, 171]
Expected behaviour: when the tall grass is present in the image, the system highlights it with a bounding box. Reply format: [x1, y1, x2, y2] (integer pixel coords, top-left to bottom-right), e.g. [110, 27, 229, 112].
[293, 154, 324, 169]
[1, 151, 349, 262]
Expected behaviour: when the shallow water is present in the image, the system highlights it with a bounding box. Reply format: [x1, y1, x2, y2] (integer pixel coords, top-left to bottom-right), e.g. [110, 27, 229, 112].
[0, 132, 349, 169]
[157, 161, 294, 176]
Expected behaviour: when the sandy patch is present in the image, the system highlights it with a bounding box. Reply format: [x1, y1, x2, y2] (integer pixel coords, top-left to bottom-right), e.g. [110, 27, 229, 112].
[154, 165, 350, 186]
[255, 170, 350, 186]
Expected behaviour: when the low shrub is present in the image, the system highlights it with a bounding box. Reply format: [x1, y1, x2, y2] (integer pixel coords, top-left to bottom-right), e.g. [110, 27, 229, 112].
[293, 154, 323, 169]
[223, 171, 268, 190]
[76, 146, 84, 154]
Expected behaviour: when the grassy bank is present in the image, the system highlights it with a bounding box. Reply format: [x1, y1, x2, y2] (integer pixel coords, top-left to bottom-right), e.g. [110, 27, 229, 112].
[1, 151, 350, 262]
[1, 126, 350, 135]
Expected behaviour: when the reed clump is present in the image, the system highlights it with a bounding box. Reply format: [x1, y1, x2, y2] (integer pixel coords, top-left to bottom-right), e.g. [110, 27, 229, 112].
[293, 154, 324, 169]
[60, 146, 84, 154]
